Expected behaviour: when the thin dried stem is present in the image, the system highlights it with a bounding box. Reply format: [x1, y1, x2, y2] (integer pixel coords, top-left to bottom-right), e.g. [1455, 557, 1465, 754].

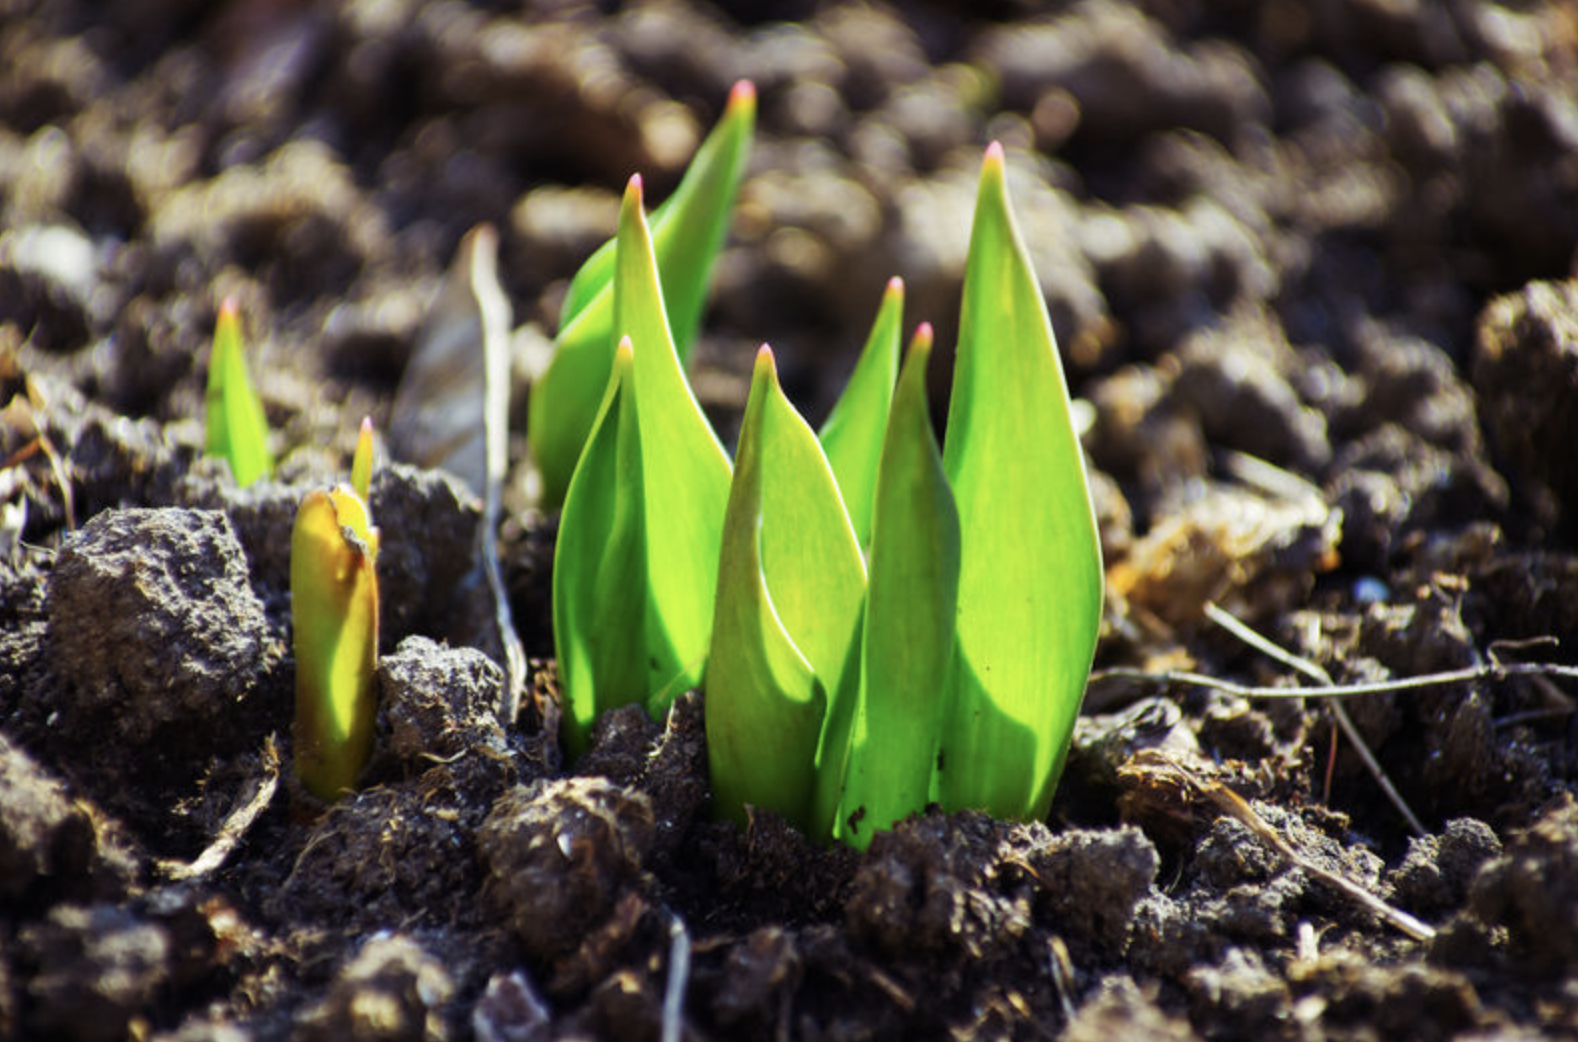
[1202, 603, 1428, 838]
[1133, 752, 1436, 943]
[1089, 659, 1578, 703]
[662, 910, 691, 1042]
[158, 735, 281, 880]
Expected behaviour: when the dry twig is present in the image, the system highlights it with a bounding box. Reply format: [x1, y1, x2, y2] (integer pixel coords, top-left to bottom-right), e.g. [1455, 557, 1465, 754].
[158, 735, 281, 881]
[1130, 751, 1436, 943]
[1202, 602, 1428, 837]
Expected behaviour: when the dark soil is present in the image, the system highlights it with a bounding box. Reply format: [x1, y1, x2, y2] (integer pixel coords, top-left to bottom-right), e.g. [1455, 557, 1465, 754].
[3, 1, 1578, 1039]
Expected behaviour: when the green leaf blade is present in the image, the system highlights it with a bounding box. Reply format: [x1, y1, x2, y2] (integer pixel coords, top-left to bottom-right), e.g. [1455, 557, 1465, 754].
[616, 176, 733, 717]
[529, 82, 756, 508]
[818, 276, 904, 548]
[205, 300, 274, 487]
[836, 326, 959, 849]
[938, 144, 1104, 822]
[552, 340, 652, 756]
[705, 347, 841, 831]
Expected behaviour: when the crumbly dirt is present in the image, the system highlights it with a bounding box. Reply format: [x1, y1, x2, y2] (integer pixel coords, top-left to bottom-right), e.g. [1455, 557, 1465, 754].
[3, 1, 1578, 1039]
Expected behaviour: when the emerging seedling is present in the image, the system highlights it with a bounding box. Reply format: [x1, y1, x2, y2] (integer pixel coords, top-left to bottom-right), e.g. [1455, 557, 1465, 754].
[529, 81, 755, 507]
[292, 421, 380, 802]
[936, 143, 1103, 822]
[818, 277, 903, 550]
[829, 325, 959, 847]
[205, 299, 273, 486]
[553, 142, 1102, 849]
[710, 146, 1103, 845]
[552, 178, 731, 756]
[707, 345, 866, 832]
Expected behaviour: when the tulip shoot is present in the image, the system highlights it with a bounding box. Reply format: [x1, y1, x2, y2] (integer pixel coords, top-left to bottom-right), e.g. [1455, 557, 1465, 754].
[552, 178, 732, 755]
[707, 346, 865, 831]
[552, 142, 1102, 847]
[937, 143, 1103, 822]
[292, 483, 380, 802]
[529, 81, 755, 508]
[205, 299, 273, 487]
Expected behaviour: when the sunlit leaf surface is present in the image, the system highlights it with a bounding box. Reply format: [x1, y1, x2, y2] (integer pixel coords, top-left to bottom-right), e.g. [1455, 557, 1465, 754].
[937, 144, 1104, 822]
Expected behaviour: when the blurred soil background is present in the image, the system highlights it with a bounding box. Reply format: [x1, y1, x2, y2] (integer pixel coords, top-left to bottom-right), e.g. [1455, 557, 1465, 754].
[2, 0, 1578, 1039]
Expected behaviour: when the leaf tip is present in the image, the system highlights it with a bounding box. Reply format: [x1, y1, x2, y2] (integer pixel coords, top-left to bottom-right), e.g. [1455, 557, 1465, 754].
[352, 416, 375, 504]
[984, 140, 1005, 167]
[467, 221, 499, 254]
[728, 79, 756, 113]
[884, 275, 904, 300]
[218, 297, 240, 325]
[615, 334, 635, 365]
[910, 322, 934, 353]
[624, 173, 644, 208]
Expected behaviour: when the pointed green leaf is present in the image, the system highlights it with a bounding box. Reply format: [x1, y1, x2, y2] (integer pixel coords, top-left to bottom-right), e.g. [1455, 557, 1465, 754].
[351, 416, 374, 508]
[529, 81, 756, 508]
[553, 340, 652, 756]
[818, 276, 904, 548]
[707, 348, 823, 831]
[552, 180, 734, 756]
[938, 143, 1104, 822]
[205, 299, 273, 487]
[292, 485, 379, 801]
[616, 176, 733, 719]
[835, 326, 958, 849]
[560, 80, 756, 340]
[707, 346, 865, 834]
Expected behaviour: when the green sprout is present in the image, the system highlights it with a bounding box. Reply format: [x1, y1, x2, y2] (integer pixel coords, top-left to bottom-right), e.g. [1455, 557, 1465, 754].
[552, 177, 732, 756]
[204, 298, 274, 486]
[936, 143, 1103, 823]
[707, 344, 866, 831]
[291, 422, 381, 802]
[818, 277, 903, 550]
[825, 323, 959, 846]
[528, 80, 755, 509]
[549, 142, 1102, 847]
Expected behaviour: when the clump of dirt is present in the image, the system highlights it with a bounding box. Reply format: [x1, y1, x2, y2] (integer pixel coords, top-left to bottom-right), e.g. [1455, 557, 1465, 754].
[45, 507, 278, 748]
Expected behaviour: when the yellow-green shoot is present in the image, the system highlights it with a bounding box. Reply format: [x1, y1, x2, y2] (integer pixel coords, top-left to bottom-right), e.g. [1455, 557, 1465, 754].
[818, 277, 903, 550]
[528, 81, 755, 508]
[552, 177, 731, 756]
[707, 345, 866, 830]
[204, 299, 273, 486]
[291, 426, 381, 802]
[936, 143, 1103, 823]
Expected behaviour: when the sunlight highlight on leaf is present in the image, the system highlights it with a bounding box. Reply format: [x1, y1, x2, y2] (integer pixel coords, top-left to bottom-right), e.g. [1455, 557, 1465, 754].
[937, 143, 1104, 822]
